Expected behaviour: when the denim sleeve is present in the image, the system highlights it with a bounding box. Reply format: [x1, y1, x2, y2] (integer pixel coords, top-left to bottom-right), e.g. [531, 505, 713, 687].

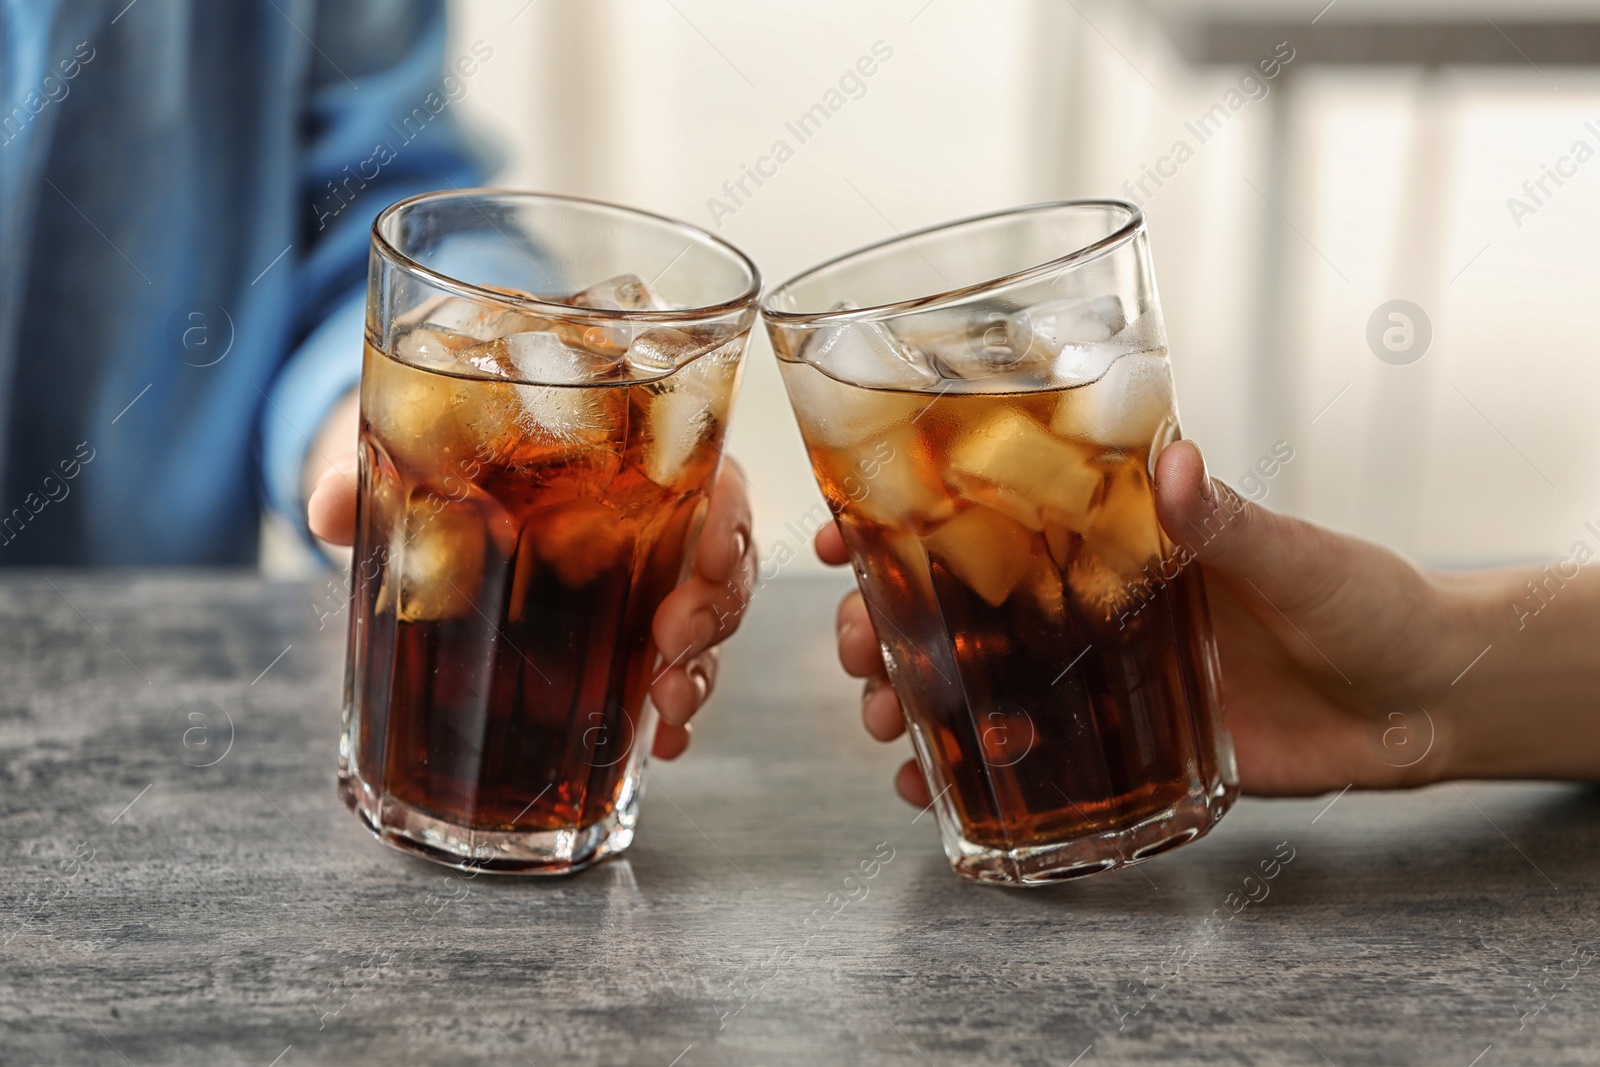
[259, 0, 489, 547]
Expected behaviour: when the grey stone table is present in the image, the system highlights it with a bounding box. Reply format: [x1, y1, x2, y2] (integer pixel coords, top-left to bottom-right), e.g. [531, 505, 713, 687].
[2, 573, 1598, 1066]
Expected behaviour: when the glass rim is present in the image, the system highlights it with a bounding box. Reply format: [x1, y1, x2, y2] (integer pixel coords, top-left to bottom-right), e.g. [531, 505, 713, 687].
[371, 188, 763, 323]
[759, 198, 1144, 325]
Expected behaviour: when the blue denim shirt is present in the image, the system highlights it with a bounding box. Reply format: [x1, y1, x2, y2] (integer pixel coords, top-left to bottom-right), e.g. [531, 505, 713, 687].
[0, 0, 486, 563]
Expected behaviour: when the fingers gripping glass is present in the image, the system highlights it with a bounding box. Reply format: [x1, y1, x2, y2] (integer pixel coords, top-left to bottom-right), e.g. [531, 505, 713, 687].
[762, 201, 1238, 886]
[340, 190, 759, 874]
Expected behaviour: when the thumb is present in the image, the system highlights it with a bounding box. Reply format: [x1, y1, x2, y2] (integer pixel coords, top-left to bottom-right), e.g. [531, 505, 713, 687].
[307, 457, 359, 547]
[1153, 440, 1343, 614]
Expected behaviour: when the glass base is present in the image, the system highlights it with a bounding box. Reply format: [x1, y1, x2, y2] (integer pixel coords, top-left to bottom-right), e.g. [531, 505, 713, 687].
[942, 784, 1237, 887]
[338, 772, 638, 875]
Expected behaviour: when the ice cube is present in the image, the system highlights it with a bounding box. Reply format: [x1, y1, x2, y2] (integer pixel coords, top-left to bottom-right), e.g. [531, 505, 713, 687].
[779, 361, 927, 449]
[1082, 462, 1165, 577]
[394, 326, 475, 369]
[1021, 295, 1126, 355]
[637, 344, 739, 487]
[1041, 511, 1077, 569]
[1023, 555, 1067, 625]
[862, 521, 931, 582]
[366, 455, 406, 617]
[365, 335, 469, 472]
[948, 478, 1050, 533]
[804, 319, 939, 391]
[412, 296, 552, 342]
[568, 273, 671, 312]
[500, 330, 624, 445]
[492, 308, 559, 336]
[455, 337, 512, 378]
[451, 338, 626, 491]
[393, 496, 486, 621]
[424, 341, 543, 467]
[414, 297, 501, 341]
[626, 324, 736, 376]
[1066, 551, 1136, 623]
[501, 329, 622, 382]
[640, 388, 713, 488]
[922, 505, 1035, 607]
[910, 304, 1047, 382]
[541, 275, 676, 359]
[1050, 341, 1123, 388]
[849, 426, 957, 528]
[885, 306, 969, 352]
[927, 341, 1038, 382]
[1051, 353, 1174, 451]
[949, 409, 1103, 528]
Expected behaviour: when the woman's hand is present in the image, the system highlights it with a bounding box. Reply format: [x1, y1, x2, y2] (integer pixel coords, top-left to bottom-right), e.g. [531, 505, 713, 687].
[824, 438, 1589, 806]
[306, 397, 755, 761]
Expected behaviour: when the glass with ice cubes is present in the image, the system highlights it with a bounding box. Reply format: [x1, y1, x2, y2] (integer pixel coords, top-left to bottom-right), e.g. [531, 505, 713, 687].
[341, 191, 758, 873]
[762, 201, 1237, 886]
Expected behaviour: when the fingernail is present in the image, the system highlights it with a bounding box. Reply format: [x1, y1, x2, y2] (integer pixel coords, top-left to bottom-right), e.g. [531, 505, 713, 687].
[862, 675, 886, 708]
[731, 526, 750, 563]
[1171, 441, 1211, 503]
[840, 618, 856, 643]
[688, 661, 711, 703]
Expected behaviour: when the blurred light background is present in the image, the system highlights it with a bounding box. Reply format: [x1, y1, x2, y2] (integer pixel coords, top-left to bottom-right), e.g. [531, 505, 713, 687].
[439, 0, 1600, 574]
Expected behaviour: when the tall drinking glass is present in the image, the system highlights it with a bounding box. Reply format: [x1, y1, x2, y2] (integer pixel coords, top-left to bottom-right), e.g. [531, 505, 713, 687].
[762, 201, 1237, 886]
[341, 190, 758, 873]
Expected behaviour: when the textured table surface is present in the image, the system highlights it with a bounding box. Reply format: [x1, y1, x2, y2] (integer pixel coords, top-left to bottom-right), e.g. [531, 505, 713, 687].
[1, 572, 1597, 1066]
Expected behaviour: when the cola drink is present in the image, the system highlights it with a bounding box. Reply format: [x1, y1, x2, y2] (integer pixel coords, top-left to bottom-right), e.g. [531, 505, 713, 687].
[342, 265, 749, 873]
[784, 354, 1231, 867]
[765, 201, 1237, 885]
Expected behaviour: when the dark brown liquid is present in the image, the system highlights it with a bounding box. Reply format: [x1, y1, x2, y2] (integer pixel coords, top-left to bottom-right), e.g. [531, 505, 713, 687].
[347, 338, 729, 832]
[805, 383, 1229, 851]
